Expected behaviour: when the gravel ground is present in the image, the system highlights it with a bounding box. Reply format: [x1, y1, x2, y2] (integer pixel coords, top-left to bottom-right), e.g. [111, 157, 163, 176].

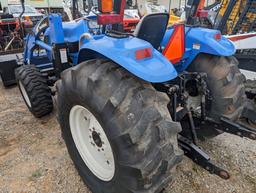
[0, 82, 255, 193]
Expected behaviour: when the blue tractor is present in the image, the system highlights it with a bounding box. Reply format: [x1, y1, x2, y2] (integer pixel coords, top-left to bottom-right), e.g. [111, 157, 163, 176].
[15, 0, 256, 192]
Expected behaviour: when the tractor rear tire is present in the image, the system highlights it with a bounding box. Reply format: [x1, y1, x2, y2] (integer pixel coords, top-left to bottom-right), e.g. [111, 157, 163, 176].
[15, 65, 53, 118]
[56, 59, 183, 193]
[188, 54, 246, 138]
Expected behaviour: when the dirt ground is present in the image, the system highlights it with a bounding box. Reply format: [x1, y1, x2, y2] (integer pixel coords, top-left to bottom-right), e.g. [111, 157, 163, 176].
[0, 82, 255, 193]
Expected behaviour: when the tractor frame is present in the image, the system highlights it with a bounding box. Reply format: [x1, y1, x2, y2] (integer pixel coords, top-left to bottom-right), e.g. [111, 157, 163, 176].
[15, 0, 256, 192]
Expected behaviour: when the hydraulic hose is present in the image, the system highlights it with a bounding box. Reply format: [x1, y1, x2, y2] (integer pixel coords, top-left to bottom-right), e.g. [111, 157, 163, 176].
[20, 0, 25, 18]
[19, 0, 25, 38]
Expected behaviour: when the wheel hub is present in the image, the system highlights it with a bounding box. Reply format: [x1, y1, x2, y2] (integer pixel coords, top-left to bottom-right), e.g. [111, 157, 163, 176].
[92, 131, 103, 148]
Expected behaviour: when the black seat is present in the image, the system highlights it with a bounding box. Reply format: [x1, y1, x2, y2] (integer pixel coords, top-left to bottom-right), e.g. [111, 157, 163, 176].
[134, 13, 169, 49]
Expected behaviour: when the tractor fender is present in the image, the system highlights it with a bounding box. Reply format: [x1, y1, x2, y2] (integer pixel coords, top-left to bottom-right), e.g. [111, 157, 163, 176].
[161, 27, 236, 72]
[78, 36, 178, 83]
[184, 27, 235, 56]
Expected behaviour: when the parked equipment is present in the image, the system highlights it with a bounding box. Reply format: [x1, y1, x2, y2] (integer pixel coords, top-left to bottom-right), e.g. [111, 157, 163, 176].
[0, 17, 23, 54]
[2, 4, 44, 26]
[15, 0, 256, 192]
[78, 0, 140, 32]
[0, 12, 24, 87]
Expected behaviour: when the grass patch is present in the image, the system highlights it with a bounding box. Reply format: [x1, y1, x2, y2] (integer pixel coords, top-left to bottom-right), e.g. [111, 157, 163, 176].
[31, 169, 42, 179]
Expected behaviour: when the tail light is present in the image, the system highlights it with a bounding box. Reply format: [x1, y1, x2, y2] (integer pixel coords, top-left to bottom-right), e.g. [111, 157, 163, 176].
[136, 48, 152, 60]
[214, 33, 222, 40]
[98, 0, 113, 13]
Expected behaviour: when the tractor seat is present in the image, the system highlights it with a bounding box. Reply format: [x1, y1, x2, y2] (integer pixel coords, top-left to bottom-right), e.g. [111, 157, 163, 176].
[134, 13, 169, 49]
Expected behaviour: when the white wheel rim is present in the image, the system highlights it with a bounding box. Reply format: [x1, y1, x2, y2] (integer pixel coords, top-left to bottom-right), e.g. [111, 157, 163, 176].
[69, 105, 115, 181]
[19, 81, 32, 108]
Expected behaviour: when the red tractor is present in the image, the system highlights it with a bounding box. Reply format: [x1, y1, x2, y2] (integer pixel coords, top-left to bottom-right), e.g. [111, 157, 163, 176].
[123, 13, 140, 32]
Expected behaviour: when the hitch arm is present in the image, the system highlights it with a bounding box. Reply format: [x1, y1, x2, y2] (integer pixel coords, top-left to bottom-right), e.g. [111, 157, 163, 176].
[178, 135, 230, 180]
[220, 118, 256, 140]
[241, 107, 256, 123]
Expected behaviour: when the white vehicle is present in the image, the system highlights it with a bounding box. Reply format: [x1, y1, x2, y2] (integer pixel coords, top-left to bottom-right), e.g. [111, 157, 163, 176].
[227, 33, 256, 80]
[124, 9, 140, 18]
[137, 1, 167, 16]
[3, 4, 44, 25]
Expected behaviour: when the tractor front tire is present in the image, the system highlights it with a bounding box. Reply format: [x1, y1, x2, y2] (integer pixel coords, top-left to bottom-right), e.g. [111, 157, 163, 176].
[188, 54, 246, 138]
[57, 59, 183, 193]
[15, 65, 53, 118]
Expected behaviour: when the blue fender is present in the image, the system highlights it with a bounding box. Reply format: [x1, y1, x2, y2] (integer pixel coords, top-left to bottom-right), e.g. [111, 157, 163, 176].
[78, 36, 178, 83]
[161, 27, 236, 73]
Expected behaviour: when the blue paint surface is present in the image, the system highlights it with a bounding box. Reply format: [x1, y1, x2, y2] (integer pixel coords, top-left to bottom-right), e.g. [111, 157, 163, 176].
[79, 36, 177, 82]
[24, 14, 236, 83]
[161, 27, 235, 73]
